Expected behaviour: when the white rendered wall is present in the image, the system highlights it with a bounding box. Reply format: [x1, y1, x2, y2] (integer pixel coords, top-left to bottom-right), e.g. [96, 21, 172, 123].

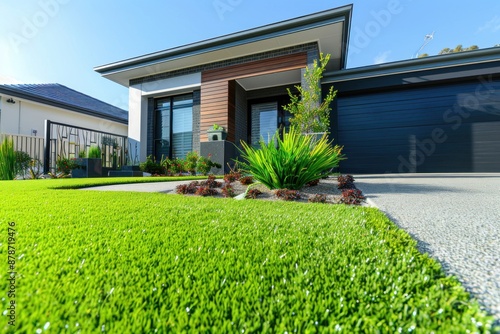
[0, 96, 127, 137]
[128, 84, 148, 162]
[141, 73, 201, 97]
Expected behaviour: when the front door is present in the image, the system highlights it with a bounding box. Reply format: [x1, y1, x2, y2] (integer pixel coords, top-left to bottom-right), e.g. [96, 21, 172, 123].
[250, 101, 291, 146]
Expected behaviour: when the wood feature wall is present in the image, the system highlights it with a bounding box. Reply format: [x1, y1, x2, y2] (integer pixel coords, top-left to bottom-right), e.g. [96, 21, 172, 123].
[200, 52, 307, 143]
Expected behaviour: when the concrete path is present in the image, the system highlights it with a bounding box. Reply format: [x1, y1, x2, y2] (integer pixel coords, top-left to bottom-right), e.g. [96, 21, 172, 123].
[80, 180, 193, 193]
[355, 173, 500, 325]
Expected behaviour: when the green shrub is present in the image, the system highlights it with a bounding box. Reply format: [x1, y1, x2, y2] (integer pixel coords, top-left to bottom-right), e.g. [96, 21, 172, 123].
[239, 126, 344, 190]
[196, 154, 221, 175]
[0, 137, 16, 180]
[139, 155, 165, 175]
[15, 151, 32, 178]
[87, 145, 102, 159]
[185, 151, 199, 175]
[56, 156, 78, 175]
[169, 157, 186, 174]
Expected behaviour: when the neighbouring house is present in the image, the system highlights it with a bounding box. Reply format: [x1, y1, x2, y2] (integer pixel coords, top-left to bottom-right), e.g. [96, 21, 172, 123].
[95, 4, 500, 173]
[0, 83, 128, 172]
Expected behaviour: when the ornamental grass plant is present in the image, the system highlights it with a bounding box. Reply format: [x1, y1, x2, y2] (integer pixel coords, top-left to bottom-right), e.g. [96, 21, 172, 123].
[0, 137, 16, 180]
[87, 145, 102, 159]
[239, 126, 344, 190]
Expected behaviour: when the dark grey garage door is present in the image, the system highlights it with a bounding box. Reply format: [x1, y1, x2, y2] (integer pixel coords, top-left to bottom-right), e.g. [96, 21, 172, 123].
[336, 79, 500, 173]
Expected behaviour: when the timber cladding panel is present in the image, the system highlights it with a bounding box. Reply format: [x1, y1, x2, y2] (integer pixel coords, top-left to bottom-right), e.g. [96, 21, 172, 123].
[200, 52, 307, 142]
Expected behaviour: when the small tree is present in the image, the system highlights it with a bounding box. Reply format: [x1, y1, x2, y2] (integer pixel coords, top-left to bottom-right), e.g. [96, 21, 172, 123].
[283, 53, 337, 134]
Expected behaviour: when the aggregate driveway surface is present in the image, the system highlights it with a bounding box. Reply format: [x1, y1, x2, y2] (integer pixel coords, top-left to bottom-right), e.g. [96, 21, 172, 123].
[355, 173, 500, 325]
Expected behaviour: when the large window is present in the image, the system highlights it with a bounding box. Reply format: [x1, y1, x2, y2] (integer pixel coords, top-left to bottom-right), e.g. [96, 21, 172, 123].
[154, 94, 193, 161]
[251, 100, 291, 145]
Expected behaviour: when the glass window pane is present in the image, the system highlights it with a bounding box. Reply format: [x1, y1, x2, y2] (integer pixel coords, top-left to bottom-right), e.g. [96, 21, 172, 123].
[172, 96, 193, 158]
[173, 94, 193, 107]
[172, 107, 193, 134]
[252, 102, 278, 144]
[156, 98, 170, 109]
[260, 110, 277, 144]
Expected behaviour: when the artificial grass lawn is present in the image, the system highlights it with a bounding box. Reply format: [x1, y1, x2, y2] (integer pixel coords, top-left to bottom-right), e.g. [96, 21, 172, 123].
[0, 178, 494, 333]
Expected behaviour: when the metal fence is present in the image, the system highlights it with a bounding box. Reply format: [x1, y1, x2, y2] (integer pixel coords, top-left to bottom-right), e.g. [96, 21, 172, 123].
[43, 120, 129, 174]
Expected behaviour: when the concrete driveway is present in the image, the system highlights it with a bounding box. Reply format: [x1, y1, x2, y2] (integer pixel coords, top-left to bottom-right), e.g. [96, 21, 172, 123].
[355, 173, 500, 325]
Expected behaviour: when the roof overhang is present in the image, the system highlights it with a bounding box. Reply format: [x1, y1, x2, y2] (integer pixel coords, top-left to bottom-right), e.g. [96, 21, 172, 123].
[95, 5, 352, 87]
[0, 86, 127, 124]
[323, 47, 500, 89]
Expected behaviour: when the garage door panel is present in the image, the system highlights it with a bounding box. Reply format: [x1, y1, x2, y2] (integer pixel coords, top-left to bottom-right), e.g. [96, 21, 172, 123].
[335, 80, 500, 173]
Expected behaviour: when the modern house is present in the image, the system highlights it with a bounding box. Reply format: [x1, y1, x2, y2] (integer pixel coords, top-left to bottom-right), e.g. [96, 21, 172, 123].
[0, 84, 128, 171]
[95, 4, 500, 173]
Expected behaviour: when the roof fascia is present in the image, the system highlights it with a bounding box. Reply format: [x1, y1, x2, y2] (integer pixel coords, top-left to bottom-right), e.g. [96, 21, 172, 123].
[95, 5, 353, 76]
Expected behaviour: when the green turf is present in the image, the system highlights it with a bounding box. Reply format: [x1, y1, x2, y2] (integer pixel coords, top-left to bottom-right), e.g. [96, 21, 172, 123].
[0, 178, 494, 333]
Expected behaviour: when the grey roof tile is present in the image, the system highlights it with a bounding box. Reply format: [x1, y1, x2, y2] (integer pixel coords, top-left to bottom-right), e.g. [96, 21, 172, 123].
[0, 83, 128, 122]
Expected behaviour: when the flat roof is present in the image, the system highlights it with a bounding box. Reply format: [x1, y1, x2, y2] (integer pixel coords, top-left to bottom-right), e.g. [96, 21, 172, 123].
[95, 5, 352, 87]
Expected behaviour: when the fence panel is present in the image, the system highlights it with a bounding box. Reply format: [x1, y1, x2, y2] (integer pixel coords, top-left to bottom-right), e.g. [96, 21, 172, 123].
[6, 134, 45, 162]
[43, 120, 129, 174]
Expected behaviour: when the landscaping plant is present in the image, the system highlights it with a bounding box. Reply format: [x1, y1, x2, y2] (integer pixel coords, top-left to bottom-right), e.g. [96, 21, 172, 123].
[139, 155, 165, 175]
[200, 174, 222, 188]
[245, 188, 262, 199]
[0, 137, 16, 180]
[239, 126, 344, 190]
[196, 154, 221, 175]
[305, 178, 320, 187]
[170, 157, 186, 175]
[274, 188, 301, 201]
[337, 174, 355, 189]
[56, 156, 78, 175]
[283, 53, 337, 134]
[15, 151, 32, 179]
[87, 145, 102, 159]
[221, 184, 235, 198]
[185, 151, 199, 175]
[28, 158, 44, 179]
[0, 178, 494, 332]
[195, 185, 218, 196]
[223, 170, 241, 183]
[340, 188, 365, 205]
[239, 175, 254, 185]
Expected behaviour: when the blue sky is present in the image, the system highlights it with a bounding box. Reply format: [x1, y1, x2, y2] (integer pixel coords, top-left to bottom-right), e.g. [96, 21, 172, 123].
[1, 0, 499, 111]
